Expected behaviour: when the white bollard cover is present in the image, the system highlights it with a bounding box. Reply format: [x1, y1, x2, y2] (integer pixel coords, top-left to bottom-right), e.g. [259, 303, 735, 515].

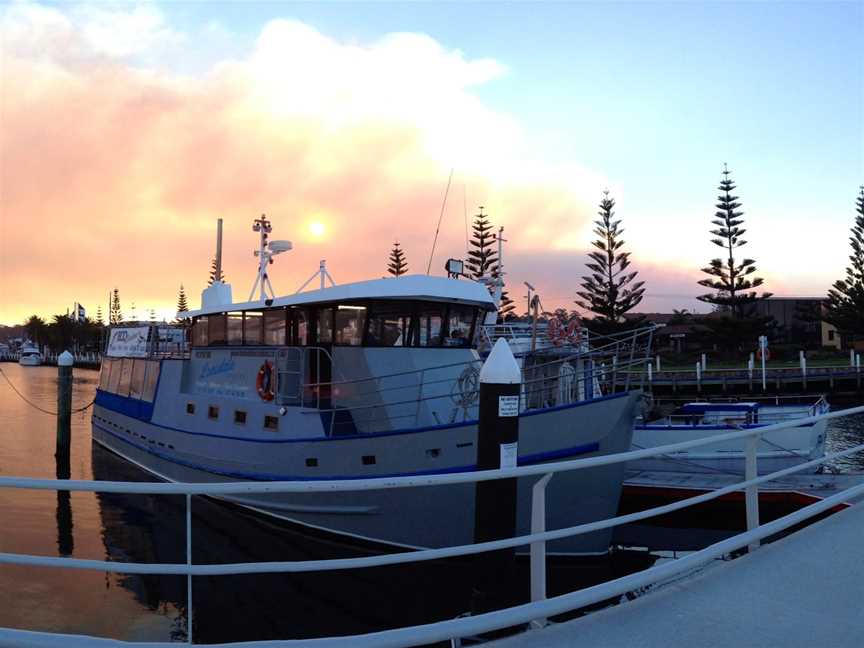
[58, 350, 74, 366]
[479, 338, 521, 384]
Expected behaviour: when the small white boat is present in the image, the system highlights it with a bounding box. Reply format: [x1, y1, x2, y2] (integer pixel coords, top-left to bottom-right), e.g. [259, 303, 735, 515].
[631, 398, 830, 475]
[18, 342, 42, 366]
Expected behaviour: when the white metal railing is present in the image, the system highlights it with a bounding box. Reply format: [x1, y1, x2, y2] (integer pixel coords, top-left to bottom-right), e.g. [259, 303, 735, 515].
[2, 405, 864, 647]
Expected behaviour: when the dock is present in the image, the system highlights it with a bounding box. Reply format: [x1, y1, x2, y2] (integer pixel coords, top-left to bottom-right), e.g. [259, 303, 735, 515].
[493, 500, 864, 648]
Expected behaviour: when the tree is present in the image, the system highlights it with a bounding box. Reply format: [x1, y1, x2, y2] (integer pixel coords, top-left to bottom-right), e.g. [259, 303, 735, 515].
[697, 165, 771, 318]
[208, 258, 225, 285]
[110, 288, 122, 325]
[387, 241, 408, 277]
[24, 315, 47, 344]
[824, 186, 864, 339]
[95, 306, 104, 325]
[177, 284, 189, 313]
[491, 263, 516, 319]
[575, 190, 645, 325]
[465, 207, 498, 280]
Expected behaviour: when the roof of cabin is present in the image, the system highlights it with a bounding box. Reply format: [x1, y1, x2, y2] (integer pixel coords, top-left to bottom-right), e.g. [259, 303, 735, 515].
[181, 274, 498, 318]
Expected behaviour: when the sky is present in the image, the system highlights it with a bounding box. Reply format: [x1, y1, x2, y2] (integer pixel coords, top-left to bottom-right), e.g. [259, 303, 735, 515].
[1, 0, 862, 325]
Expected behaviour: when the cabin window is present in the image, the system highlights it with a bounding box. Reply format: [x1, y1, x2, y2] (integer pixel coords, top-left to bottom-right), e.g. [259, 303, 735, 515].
[226, 312, 243, 345]
[317, 308, 334, 344]
[234, 410, 247, 424]
[142, 361, 160, 402]
[264, 309, 287, 345]
[444, 305, 476, 347]
[335, 306, 366, 346]
[264, 415, 279, 431]
[244, 311, 263, 345]
[192, 317, 209, 346]
[186, 402, 195, 414]
[305, 457, 318, 467]
[208, 314, 227, 345]
[107, 358, 123, 393]
[294, 308, 310, 346]
[418, 306, 445, 347]
[117, 358, 133, 397]
[129, 359, 147, 399]
[362, 455, 376, 465]
[366, 302, 416, 347]
[208, 405, 219, 420]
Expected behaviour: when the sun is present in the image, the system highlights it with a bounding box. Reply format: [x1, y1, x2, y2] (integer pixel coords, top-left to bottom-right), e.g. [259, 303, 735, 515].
[308, 221, 326, 239]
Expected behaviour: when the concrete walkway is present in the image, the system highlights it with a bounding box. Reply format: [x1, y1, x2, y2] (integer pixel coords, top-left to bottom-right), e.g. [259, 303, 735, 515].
[493, 503, 864, 648]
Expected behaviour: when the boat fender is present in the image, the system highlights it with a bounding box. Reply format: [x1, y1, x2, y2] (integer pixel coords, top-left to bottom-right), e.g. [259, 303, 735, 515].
[256, 360, 276, 401]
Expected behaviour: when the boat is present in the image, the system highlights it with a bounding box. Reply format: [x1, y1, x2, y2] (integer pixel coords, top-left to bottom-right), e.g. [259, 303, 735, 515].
[630, 397, 830, 475]
[18, 342, 42, 366]
[91, 216, 649, 555]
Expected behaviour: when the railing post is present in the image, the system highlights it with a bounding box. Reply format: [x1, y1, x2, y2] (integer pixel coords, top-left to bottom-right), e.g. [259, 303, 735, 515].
[530, 473, 553, 629]
[186, 493, 194, 644]
[744, 434, 760, 552]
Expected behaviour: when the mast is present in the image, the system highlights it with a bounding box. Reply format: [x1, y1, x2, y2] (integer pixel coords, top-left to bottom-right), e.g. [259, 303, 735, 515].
[215, 218, 223, 283]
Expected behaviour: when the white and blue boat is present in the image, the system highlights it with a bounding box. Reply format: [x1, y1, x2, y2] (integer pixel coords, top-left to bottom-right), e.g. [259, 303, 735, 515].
[92, 217, 649, 554]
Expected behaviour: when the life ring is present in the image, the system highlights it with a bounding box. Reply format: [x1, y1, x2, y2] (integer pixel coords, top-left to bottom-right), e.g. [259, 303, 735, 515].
[756, 347, 771, 362]
[547, 316, 582, 347]
[256, 360, 276, 401]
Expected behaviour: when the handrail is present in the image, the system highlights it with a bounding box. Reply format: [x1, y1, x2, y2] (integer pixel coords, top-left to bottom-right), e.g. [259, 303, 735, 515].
[3, 404, 863, 646]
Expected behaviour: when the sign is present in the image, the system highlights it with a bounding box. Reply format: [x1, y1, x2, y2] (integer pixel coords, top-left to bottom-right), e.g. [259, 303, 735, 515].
[759, 335, 768, 349]
[498, 394, 519, 417]
[499, 442, 518, 469]
[106, 326, 150, 358]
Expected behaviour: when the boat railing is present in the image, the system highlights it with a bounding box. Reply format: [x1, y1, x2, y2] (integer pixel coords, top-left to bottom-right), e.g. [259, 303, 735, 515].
[2, 405, 864, 647]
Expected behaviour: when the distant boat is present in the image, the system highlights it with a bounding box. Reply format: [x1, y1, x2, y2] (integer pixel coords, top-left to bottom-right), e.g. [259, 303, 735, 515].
[630, 397, 830, 475]
[18, 342, 42, 367]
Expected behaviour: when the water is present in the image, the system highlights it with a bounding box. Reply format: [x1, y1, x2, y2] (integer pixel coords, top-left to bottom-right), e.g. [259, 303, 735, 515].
[0, 364, 664, 643]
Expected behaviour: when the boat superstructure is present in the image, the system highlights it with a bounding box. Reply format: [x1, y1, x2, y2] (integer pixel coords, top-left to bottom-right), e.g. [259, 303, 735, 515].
[91, 216, 652, 554]
[631, 397, 830, 475]
[18, 342, 42, 366]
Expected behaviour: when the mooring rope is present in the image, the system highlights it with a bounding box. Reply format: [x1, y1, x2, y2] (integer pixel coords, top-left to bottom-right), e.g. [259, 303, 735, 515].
[0, 366, 95, 416]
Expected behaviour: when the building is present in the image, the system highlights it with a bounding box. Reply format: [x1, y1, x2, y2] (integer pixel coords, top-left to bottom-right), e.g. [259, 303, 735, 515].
[754, 297, 840, 349]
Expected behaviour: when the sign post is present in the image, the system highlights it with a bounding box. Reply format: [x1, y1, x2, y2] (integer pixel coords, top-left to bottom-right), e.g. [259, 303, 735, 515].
[759, 335, 768, 391]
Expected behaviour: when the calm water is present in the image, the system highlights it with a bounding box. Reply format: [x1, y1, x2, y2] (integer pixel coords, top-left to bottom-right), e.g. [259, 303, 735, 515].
[1, 364, 675, 643]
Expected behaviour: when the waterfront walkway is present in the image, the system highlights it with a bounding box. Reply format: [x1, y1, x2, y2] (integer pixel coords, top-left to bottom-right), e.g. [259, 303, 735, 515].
[494, 502, 864, 648]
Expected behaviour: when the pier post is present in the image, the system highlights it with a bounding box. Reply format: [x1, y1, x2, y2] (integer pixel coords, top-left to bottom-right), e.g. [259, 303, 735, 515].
[56, 351, 73, 464]
[472, 338, 521, 617]
[800, 351, 807, 390]
[748, 354, 754, 393]
[647, 363, 653, 393]
[696, 362, 701, 393]
[701, 353, 707, 372]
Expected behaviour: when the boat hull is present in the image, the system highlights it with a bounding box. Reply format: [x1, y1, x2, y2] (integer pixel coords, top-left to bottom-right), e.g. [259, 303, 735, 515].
[92, 390, 640, 555]
[18, 356, 42, 366]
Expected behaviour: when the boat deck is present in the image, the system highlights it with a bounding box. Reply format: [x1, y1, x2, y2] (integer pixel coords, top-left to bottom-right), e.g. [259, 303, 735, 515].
[492, 501, 864, 648]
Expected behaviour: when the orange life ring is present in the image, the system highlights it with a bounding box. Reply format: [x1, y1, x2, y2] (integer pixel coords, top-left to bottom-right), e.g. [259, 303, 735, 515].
[756, 347, 771, 362]
[256, 360, 276, 401]
[546, 316, 582, 347]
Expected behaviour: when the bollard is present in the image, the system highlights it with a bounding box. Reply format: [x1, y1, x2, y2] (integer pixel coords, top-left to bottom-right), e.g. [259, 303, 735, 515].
[56, 350, 73, 465]
[472, 338, 521, 617]
[655, 355, 661, 372]
[696, 362, 702, 393]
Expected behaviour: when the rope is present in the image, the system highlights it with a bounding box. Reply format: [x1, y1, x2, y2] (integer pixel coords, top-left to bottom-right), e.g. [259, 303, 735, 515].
[0, 366, 95, 416]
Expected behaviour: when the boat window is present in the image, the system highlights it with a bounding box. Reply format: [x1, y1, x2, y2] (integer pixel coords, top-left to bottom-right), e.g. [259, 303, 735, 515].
[264, 415, 279, 431]
[335, 306, 366, 346]
[244, 311, 263, 345]
[234, 410, 247, 424]
[444, 305, 476, 348]
[99, 358, 113, 390]
[129, 359, 147, 399]
[226, 312, 243, 345]
[208, 405, 219, 420]
[264, 309, 287, 345]
[117, 358, 133, 397]
[192, 317, 208, 347]
[208, 314, 227, 346]
[366, 302, 416, 347]
[418, 305, 445, 347]
[186, 402, 195, 414]
[294, 308, 310, 346]
[318, 308, 334, 344]
[142, 361, 160, 402]
[107, 358, 123, 393]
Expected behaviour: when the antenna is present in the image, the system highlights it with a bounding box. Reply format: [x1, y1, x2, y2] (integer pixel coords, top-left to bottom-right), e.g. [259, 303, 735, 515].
[215, 218, 223, 283]
[426, 168, 454, 275]
[248, 214, 292, 301]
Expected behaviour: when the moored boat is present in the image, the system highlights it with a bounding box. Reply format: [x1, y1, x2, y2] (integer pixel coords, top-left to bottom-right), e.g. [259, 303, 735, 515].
[630, 397, 830, 475]
[18, 342, 42, 366]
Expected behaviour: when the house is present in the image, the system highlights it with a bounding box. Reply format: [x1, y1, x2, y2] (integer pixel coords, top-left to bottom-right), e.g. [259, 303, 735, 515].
[753, 297, 839, 349]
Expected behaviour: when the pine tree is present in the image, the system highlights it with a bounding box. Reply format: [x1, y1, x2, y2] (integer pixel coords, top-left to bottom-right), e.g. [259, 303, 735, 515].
[95, 306, 104, 325]
[697, 165, 771, 318]
[491, 263, 516, 319]
[109, 288, 122, 325]
[208, 258, 225, 285]
[177, 284, 189, 312]
[575, 190, 645, 324]
[465, 207, 498, 280]
[825, 186, 864, 338]
[387, 241, 408, 277]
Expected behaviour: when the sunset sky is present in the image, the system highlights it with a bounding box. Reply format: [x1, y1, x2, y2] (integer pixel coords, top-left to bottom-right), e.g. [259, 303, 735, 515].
[1, 0, 861, 325]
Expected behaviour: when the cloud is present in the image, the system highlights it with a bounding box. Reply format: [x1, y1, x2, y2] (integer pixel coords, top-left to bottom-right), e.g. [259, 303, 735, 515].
[0, 2, 643, 324]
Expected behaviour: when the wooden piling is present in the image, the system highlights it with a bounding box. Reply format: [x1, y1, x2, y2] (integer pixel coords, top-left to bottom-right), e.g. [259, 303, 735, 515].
[56, 351, 73, 465]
